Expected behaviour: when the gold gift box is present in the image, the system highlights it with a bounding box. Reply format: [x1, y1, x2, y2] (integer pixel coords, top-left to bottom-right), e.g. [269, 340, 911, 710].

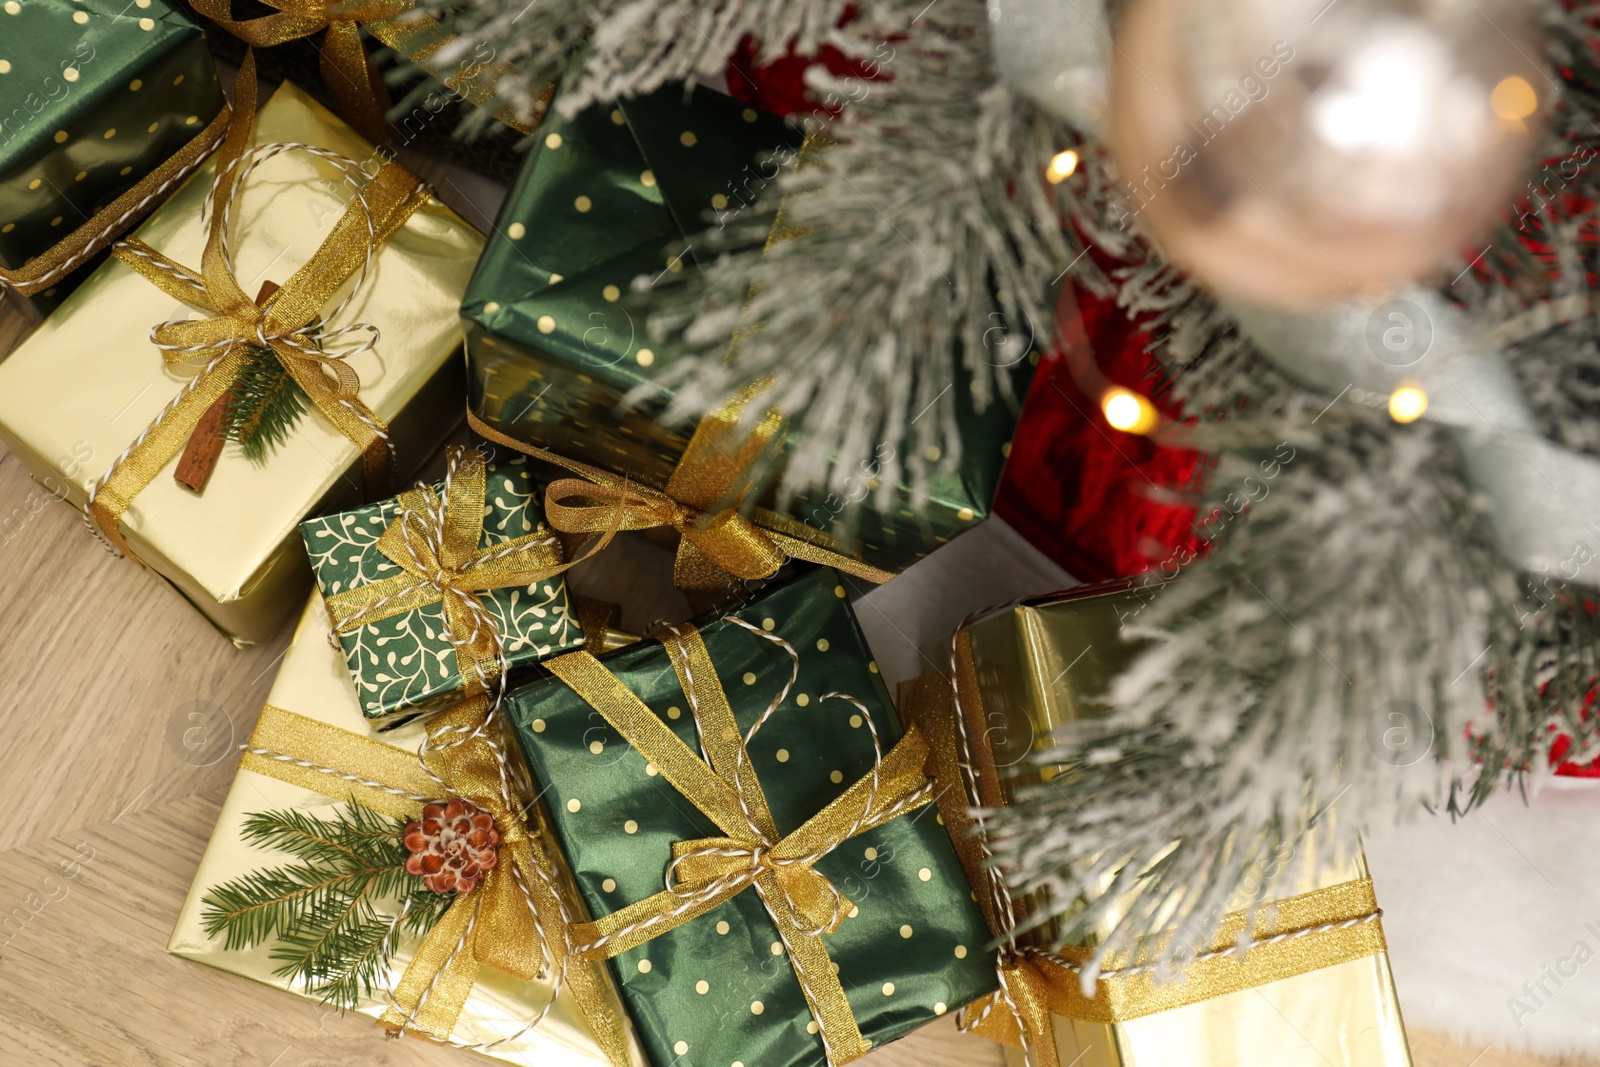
[940, 581, 1414, 1067]
[0, 81, 481, 646]
[170, 593, 647, 1067]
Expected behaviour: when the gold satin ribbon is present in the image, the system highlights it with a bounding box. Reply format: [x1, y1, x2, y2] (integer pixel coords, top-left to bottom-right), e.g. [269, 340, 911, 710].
[190, 0, 535, 145]
[322, 447, 573, 695]
[898, 636, 1389, 1066]
[0, 106, 230, 297]
[90, 53, 425, 556]
[241, 701, 634, 1064]
[545, 628, 935, 1065]
[467, 405, 898, 592]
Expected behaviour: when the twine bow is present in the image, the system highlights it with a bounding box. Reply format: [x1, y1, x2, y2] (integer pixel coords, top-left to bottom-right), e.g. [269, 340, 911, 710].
[545, 624, 935, 1066]
[467, 401, 898, 591]
[86, 54, 425, 556]
[190, 0, 536, 146]
[323, 447, 579, 697]
[240, 700, 633, 1063]
[898, 631, 1388, 1067]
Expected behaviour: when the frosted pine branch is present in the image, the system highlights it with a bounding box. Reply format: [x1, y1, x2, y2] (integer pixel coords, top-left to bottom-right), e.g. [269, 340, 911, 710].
[396, 0, 881, 125]
[991, 413, 1521, 972]
[639, 0, 1096, 503]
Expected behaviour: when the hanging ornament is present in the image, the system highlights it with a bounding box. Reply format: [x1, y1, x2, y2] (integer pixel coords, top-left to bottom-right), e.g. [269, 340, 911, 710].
[1108, 0, 1545, 310]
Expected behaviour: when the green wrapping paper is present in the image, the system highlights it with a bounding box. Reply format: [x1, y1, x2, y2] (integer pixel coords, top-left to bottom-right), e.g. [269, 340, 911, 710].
[0, 0, 222, 304]
[507, 566, 998, 1067]
[462, 83, 1035, 575]
[302, 456, 584, 728]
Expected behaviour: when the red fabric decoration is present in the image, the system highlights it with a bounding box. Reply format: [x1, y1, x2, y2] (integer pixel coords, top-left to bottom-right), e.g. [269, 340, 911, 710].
[996, 282, 1206, 583]
[1548, 679, 1600, 778]
[725, 9, 886, 121]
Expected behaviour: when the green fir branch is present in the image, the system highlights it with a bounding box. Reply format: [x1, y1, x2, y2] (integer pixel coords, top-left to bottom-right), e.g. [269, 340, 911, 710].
[239, 805, 411, 868]
[220, 346, 310, 464]
[200, 806, 452, 1012]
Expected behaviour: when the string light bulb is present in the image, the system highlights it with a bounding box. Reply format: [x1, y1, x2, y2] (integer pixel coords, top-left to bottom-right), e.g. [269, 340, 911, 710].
[1491, 76, 1538, 122]
[1102, 388, 1158, 433]
[1388, 385, 1429, 423]
[1046, 149, 1079, 183]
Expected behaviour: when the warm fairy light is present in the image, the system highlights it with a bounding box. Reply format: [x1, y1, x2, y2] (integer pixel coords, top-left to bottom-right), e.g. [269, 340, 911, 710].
[1388, 385, 1429, 423]
[1047, 149, 1080, 183]
[1102, 388, 1157, 433]
[1491, 75, 1538, 121]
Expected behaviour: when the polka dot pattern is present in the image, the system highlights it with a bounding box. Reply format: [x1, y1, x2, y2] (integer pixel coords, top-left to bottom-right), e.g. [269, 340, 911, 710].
[500, 508, 997, 1064]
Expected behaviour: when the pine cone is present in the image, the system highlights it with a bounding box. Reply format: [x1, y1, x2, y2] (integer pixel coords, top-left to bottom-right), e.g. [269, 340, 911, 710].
[402, 799, 500, 895]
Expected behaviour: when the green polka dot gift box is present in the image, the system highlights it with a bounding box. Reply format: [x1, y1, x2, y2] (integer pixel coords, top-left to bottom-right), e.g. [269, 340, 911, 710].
[507, 565, 998, 1067]
[0, 0, 222, 312]
[302, 455, 586, 730]
[461, 81, 1035, 578]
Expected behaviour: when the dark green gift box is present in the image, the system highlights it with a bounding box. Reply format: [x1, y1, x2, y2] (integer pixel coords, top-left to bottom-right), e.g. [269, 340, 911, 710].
[462, 82, 1035, 576]
[507, 566, 998, 1067]
[0, 0, 222, 310]
[301, 457, 585, 730]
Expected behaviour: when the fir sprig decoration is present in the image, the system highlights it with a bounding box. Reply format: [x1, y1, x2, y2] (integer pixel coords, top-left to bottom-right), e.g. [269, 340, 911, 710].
[201, 806, 451, 1011]
[220, 346, 310, 464]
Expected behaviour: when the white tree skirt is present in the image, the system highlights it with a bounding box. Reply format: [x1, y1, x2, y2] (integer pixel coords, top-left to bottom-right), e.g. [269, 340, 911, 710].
[861, 518, 1600, 1060]
[1365, 781, 1600, 1058]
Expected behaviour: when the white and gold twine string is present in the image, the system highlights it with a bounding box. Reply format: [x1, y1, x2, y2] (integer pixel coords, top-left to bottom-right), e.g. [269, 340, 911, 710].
[0, 130, 218, 294]
[82, 141, 404, 556]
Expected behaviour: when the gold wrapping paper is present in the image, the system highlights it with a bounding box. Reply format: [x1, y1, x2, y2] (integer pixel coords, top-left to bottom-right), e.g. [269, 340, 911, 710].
[170, 592, 649, 1067]
[0, 80, 481, 646]
[953, 582, 1415, 1067]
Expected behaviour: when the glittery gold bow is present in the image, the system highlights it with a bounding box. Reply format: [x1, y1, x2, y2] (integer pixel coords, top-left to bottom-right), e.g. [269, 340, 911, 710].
[323, 447, 581, 696]
[189, 0, 537, 145]
[239, 700, 634, 1063]
[467, 402, 898, 592]
[545, 626, 935, 1065]
[89, 54, 425, 556]
[899, 639, 1388, 1067]
[0, 107, 229, 298]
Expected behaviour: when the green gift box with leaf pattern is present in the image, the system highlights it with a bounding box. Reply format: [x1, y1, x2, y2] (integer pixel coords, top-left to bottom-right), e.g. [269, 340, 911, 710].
[301, 456, 584, 729]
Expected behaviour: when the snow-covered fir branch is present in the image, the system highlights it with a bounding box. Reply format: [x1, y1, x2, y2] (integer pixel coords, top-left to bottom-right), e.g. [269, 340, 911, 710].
[639, 0, 1094, 505]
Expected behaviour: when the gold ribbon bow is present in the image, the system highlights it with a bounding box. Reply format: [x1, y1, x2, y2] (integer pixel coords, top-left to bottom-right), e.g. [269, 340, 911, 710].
[545, 627, 935, 1065]
[190, 0, 536, 146]
[467, 402, 898, 591]
[898, 639, 1388, 1067]
[90, 53, 424, 556]
[322, 447, 573, 694]
[240, 700, 633, 1063]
